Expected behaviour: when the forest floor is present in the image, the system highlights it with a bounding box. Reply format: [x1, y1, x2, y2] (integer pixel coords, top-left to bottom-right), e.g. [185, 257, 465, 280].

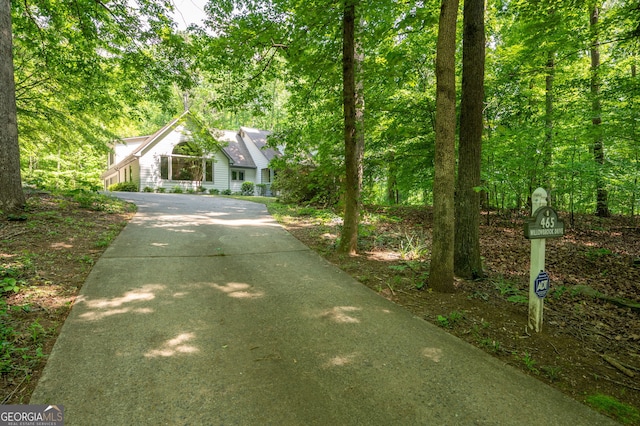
[1, 192, 639, 424]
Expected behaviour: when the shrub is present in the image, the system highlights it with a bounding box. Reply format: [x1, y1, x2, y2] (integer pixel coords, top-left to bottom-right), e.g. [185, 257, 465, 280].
[171, 186, 184, 194]
[222, 189, 232, 195]
[107, 182, 138, 192]
[143, 187, 154, 192]
[156, 187, 166, 193]
[209, 188, 220, 195]
[256, 183, 268, 196]
[241, 181, 255, 196]
[271, 164, 340, 207]
[197, 186, 207, 193]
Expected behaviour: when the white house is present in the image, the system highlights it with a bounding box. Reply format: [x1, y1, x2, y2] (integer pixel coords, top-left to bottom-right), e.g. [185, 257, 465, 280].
[101, 112, 280, 194]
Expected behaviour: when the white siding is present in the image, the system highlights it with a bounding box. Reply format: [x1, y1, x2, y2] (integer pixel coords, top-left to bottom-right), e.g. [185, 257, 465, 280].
[241, 133, 269, 185]
[230, 168, 256, 193]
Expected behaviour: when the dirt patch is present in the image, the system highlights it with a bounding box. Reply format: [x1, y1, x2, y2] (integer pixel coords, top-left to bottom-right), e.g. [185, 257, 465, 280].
[279, 205, 640, 424]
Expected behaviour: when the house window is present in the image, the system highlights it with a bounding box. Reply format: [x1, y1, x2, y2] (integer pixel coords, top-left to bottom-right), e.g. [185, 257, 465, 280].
[205, 160, 214, 182]
[232, 170, 244, 181]
[109, 151, 115, 166]
[160, 156, 169, 179]
[261, 168, 271, 183]
[172, 156, 203, 181]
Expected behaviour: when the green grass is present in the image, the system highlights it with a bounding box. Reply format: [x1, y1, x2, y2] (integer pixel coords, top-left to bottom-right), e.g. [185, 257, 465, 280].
[585, 394, 640, 424]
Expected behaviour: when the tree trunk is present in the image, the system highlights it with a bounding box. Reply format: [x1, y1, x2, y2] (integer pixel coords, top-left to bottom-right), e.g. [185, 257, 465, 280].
[0, 0, 25, 214]
[430, 0, 459, 292]
[338, 0, 364, 255]
[590, 1, 610, 217]
[387, 151, 398, 204]
[544, 51, 554, 170]
[454, 0, 484, 279]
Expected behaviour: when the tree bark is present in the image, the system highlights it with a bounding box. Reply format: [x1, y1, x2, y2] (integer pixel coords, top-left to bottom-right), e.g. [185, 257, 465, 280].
[590, 1, 610, 217]
[454, 0, 484, 279]
[0, 0, 25, 214]
[430, 0, 459, 292]
[338, 0, 364, 255]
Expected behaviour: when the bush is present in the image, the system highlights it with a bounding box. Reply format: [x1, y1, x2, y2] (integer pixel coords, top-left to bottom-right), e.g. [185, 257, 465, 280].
[108, 182, 138, 192]
[256, 183, 268, 196]
[156, 187, 166, 193]
[171, 186, 184, 194]
[241, 181, 255, 196]
[271, 164, 340, 207]
[143, 187, 154, 192]
[222, 189, 232, 195]
[209, 188, 220, 195]
[197, 186, 207, 193]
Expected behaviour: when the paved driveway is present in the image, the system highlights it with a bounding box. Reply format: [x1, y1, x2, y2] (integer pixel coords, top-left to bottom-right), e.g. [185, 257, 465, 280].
[30, 193, 616, 425]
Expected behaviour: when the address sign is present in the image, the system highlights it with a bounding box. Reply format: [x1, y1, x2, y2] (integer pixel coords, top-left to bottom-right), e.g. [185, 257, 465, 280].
[524, 206, 565, 240]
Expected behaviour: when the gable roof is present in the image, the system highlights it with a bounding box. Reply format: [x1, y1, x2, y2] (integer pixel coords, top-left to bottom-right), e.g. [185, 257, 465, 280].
[216, 131, 256, 168]
[241, 127, 280, 161]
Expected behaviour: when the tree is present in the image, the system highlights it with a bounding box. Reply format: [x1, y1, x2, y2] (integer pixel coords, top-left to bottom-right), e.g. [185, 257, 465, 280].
[454, 0, 484, 279]
[590, 1, 610, 217]
[0, 0, 25, 213]
[338, 0, 364, 255]
[430, 0, 459, 292]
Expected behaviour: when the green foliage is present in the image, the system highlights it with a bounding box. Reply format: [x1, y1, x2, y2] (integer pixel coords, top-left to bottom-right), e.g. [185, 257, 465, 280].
[143, 187, 154, 192]
[585, 394, 640, 424]
[521, 352, 538, 373]
[436, 311, 463, 328]
[108, 182, 138, 192]
[256, 183, 268, 196]
[271, 163, 341, 207]
[241, 181, 255, 196]
[170, 186, 184, 194]
[492, 276, 527, 304]
[209, 188, 220, 195]
[1, 277, 21, 294]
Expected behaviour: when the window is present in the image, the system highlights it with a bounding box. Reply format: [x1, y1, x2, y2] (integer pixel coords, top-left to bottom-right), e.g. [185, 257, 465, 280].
[159, 143, 207, 182]
[160, 156, 169, 179]
[232, 170, 244, 181]
[205, 160, 214, 182]
[261, 168, 271, 183]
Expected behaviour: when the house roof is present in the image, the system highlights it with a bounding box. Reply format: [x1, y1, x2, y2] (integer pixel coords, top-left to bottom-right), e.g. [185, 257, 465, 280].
[241, 127, 280, 161]
[101, 111, 189, 178]
[216, 131, 256, 168]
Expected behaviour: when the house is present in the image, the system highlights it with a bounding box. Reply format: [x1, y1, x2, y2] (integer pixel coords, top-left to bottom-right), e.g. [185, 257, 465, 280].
[101, 112, 280, 194]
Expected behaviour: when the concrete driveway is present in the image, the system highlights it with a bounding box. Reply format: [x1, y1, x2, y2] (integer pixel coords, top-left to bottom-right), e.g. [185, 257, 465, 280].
[30, 193, 616, 425]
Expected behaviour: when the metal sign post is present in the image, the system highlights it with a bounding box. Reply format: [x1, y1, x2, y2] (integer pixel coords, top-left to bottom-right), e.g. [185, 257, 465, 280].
[524, 188, 564, 332]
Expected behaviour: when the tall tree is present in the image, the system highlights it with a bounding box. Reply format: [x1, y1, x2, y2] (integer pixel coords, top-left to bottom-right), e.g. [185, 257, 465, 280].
[590, 1, 610, 217]
[430, 0, 459, 292]
[454, 0, 485, 279]
[338, 0, 364, 255]
[0, 0, 25, 213]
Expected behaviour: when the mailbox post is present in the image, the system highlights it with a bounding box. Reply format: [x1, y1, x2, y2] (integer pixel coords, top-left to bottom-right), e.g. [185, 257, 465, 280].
[524, 188, 564, 332]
